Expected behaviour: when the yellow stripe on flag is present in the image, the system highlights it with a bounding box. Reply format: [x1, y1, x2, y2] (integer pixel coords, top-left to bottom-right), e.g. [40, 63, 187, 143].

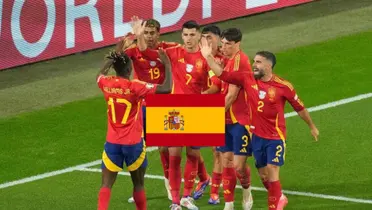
[146, 107, 225, 133]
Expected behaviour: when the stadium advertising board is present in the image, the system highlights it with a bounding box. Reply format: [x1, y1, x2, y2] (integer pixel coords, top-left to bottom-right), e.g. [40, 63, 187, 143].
[0, 0, 312, 70]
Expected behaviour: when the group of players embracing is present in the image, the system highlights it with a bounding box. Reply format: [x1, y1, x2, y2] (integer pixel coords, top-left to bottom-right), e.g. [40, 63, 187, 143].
[96, 16, 319, 210]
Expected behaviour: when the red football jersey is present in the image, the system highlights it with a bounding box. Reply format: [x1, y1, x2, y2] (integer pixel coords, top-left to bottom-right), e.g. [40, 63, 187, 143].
[219, 71, 305, 140]
[221, 51, 251, 126]
[206, 53, 225, 90]
[143, 45, 210, 94]
[97, 75, 157, 145]
[125, 41, 179, 84]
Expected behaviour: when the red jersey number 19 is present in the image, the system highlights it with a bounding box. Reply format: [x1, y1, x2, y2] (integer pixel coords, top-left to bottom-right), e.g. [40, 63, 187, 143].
[108, 97, 132, 124]
[149, 68, 160, 80]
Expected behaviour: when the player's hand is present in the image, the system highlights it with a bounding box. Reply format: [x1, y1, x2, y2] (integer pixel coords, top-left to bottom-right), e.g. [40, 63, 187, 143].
[131, 16, 146, 37]
[158, 48, 170, 64]
[310, 125, 319, 141]
[200, 37, 212, 59]
[115, 32, 136, 52]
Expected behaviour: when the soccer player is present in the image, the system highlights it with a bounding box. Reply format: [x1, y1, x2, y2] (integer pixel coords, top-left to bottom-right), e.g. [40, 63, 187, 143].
[117, 16, 178, 202]
[196, 25, 225, 204]
[138, 20, 211, 210]
[201, 38, 319, 209]
[96, 49, 173, 210]
[200, 28, 254, 210]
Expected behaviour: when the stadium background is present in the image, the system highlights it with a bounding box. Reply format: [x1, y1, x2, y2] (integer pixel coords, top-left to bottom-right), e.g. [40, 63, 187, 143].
[1, 0, 372, 209]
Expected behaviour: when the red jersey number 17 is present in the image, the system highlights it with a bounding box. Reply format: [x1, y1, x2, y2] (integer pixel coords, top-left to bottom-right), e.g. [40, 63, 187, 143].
[107, 97, 132, 124]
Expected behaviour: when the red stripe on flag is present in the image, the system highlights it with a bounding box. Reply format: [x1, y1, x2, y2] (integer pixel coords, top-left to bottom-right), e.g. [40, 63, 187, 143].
[145, 94, 225, 107]
[146, 134, 225, 147]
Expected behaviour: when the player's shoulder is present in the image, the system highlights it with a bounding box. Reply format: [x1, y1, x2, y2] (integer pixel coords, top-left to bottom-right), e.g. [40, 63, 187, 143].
[232, 51, 250, 71]
[98, 75, 115, 83]
[124, 43, 138, 53]
[130, 79, 155, 89]
[272, 75, 294, 91]
[160, 41, 180, 49]
[162, 42, 182, 51]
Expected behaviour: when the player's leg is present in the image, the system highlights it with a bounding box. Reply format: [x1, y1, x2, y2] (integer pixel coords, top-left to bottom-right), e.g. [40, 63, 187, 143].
[168, 147, 183, 208]
[258, 167, 270, 190]
[208, 147, 222, 204]
[142, 105, 146, 140]
[232, 124, 253, 210]
[193, 150, 210, 200]
[124, 139, 148, 210]
[266, 139, 287, 210]
[128, 105, 152, 204]
[218, 124, 236, 210]
[98, 142, 123, 210]
[159, 146, 172, 200]
[180, 146, 200, 210]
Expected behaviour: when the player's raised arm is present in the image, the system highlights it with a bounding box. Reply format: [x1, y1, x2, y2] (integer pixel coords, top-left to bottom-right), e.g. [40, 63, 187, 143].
[225, 84, 240, 112]
[131, 16, 147, 52]
[285, 85, 319, 141]
[115, 32, 136, 53]
[200, 38, 247, 87]
[200, 38, 223, 76]
[96, 58, 114, 81]
[154, 48, 172, 94]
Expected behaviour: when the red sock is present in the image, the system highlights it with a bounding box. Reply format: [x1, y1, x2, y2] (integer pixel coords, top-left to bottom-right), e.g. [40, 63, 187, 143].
[133, 189, 147, 210]
[222, 167, 236, 202]
[236, 165, 251, 189]
[263, 180, 271, 190]
[169, 156, 181, 204]
[97, 187, 111, 210]
[160, 151, 170, 179]
[197, 156, 209, 182]
[210, 172, 222, 194]
[183, 155, 199, 197]
[268, 180, 282, 210]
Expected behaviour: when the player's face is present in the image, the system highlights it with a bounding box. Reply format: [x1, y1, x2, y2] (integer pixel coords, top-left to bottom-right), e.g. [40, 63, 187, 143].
[182, 28, 201, 49]
[253, 55, 271, 79]
[221, 38, 239, 57]
[144, 27, 159, 48]
[201, 32, 220, 52]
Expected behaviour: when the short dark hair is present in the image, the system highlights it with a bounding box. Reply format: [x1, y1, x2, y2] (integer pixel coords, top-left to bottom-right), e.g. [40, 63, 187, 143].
[256, 51, 277, 69]
[202, 25, 221, 36]
[221, 28, 242, 42]
[145, 19, 161, 32]
[182, 20, 200, 31]
[106, 51, 132, 78]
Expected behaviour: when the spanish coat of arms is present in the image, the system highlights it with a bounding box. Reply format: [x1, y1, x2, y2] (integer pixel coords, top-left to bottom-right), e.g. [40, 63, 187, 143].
[164, 110, 185, 130]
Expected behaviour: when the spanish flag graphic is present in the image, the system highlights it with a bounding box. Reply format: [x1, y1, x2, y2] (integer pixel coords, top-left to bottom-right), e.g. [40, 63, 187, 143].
[145, 94, 225, 147]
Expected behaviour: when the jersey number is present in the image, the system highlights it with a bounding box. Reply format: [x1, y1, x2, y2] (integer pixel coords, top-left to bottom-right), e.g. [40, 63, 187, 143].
[149, 67, 160, 80]
[207, 77, 212, 87]
[242, 135, 249, 147]
[108, 97, 132, 124]
[275, 145, 283, 157]
[257, 101, 264, 112]
[186, 73, 192, 85]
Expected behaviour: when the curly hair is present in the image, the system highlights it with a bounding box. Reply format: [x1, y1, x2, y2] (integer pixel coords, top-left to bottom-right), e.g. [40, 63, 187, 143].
[106, 51, 132, 78]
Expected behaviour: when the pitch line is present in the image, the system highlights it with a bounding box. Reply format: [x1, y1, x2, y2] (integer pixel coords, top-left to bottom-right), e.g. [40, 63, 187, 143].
[77, 167, 372, 204]
[1, 93, 371, 190]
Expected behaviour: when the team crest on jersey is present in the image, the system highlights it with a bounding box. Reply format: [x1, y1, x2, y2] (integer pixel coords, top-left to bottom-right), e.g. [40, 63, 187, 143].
[195, 59, 203, 70]
[164, 110, 184, 130]
[145, 83, 155, 89]
[259, 90, 267, 99]
[150, 61, 156, 67]
[186, 64, 194, 73]
[268, 87, 276, 101]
